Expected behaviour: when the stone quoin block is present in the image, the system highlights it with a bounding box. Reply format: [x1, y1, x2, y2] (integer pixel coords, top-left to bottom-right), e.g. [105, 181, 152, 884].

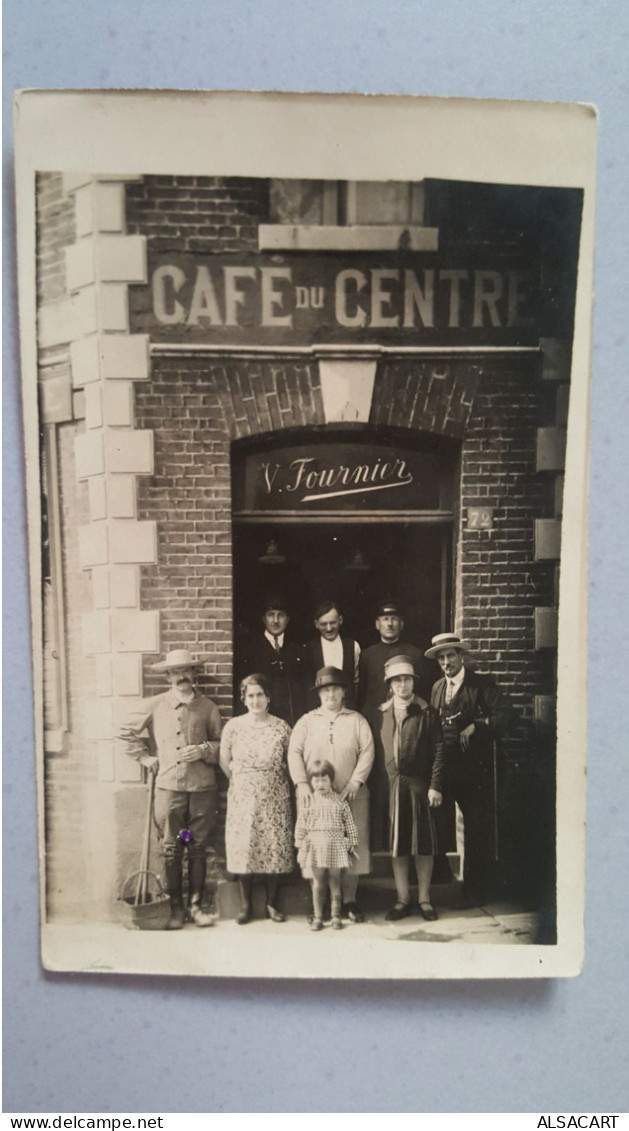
[112, 653, 144, 696]
[88, 477, 107, 521]
[113, 697, 144, 729]
[115, 749, 144, 785]
[62, 172, 95, 195]
[91, 565, 110, 609]
[83, 697, 114, 742]
[100, 334, 150, 381]
[96, 284, 130, 332]
[96, 235, 147, 284]
[75, 182, 126, 238]
[75, 430, 105, 478]
[106, 474, 137, 518]
[95, 653, 113, 696]
[535, 519, 562, 561]
[78, 522, 109, 568]
[70, 335, 101, 387]
[104, 430, 153, 475]
[97, 741, 116, 783]
[541, 337, 571, 382]
[84, 384, 103, 430]
[536, 427, 567, 472]
[110, 564, 140, 608]
[65, 239, 97, 291]
[102, 382, 134, 427]
[40, 373, 73, 423]
[37, 297, 80, 349]
[112, 610, 160, 653]
[109, 520, 157, 564]
[535, 607, 559, 649]
[82, 611, 112, 655]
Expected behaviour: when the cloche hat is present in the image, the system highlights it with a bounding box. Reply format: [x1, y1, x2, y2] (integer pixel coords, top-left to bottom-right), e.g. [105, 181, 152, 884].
[312, 666, 348, 692]
[384, 655, 417, 682]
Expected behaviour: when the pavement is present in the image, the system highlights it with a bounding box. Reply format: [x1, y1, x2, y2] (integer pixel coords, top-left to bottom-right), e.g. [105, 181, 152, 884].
[40, 900, 540, 979]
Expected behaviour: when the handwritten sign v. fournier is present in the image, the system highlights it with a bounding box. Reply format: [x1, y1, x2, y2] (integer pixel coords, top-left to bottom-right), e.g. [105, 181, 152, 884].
[131, 252, 541, 347]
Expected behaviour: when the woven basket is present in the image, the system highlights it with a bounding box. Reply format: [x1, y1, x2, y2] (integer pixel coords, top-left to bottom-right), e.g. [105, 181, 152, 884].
[118, 871, 171, 931]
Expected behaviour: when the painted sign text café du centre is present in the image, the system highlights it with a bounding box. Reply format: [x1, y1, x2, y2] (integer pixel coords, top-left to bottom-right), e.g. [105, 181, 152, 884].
[37, 174, 581, 922]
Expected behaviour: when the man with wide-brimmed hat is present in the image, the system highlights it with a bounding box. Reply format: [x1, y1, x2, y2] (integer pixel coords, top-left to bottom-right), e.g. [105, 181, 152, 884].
[426, 632, 515, 907]
[288, 666, 375, 923]
[117, 648, 223, 929]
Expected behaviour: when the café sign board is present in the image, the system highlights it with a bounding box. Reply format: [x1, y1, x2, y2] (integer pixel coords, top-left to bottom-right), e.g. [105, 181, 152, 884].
[131, 251, 540, 347]
[232, 439, 455, 515]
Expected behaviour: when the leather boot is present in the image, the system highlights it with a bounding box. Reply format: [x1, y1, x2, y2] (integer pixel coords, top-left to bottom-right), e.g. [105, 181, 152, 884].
[188, 852, 216, 927]
[163, 855, 185, 930]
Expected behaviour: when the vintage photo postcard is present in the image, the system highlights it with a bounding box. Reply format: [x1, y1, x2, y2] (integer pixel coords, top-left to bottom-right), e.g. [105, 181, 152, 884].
[14, 90, 596, 979]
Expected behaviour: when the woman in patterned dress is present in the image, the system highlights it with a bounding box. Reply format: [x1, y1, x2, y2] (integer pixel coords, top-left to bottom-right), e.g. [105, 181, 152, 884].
[295, 759, 358, 931]
[219, 673, 294, 924]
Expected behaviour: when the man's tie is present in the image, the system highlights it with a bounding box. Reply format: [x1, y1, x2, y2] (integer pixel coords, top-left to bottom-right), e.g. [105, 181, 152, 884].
[445, 679, 456, 705]
[273, 636, 281, 653]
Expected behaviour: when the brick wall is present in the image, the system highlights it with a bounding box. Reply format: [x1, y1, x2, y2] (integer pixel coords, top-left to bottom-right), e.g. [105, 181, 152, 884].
[36, 172, 76, 305]
[126, 175, 270, 254]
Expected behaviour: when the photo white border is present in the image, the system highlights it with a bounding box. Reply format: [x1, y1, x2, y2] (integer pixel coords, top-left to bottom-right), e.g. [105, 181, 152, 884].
[14, 88, 596, 979]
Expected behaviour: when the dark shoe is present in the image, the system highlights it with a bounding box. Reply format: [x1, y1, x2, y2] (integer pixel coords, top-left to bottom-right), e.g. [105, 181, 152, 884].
[342, 901, 365, 923]
[236, 907, 252, 925]
[168, 901, 186, 930]
[418, 902, 439, 921]
[265, 904, 286, 923]
[331, 916, 343, 930]
[385, 901, 413, 922]
[310, 917, 324, 932]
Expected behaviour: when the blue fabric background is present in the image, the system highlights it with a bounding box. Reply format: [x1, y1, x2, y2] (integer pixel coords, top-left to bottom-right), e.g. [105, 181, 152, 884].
[4, 0, 629, 1112]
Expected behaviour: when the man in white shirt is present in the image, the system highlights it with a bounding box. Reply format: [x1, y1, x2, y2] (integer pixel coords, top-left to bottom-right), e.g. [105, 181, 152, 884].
[305, 600, 360, 709]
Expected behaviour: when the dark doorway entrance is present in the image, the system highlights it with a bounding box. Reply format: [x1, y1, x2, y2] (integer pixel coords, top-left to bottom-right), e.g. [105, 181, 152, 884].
[232, 520, 452, 655]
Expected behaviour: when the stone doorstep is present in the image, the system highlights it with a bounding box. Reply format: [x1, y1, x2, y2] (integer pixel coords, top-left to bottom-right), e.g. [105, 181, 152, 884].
[213, 873, 463, 920]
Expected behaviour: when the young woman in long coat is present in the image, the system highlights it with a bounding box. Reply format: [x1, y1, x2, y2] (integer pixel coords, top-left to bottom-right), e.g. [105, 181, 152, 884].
[375, 654, 445, 922]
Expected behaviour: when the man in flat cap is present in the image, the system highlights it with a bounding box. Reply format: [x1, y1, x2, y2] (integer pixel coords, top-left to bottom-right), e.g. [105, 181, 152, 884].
[117, 648, 223, 929]
[358, 600, 430, 722]
[426, 632, 515, 907]
[238, 594, 307, 726]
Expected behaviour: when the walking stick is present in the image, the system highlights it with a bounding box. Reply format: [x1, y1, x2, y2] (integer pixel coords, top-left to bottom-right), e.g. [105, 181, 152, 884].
[492, 740, 499, 862]
[135, 770, 156, 905]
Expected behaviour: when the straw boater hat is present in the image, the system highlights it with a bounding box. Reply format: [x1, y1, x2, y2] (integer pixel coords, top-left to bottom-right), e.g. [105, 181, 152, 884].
[424, 633, 473, 660]
[312, 666, 348, 692]
[384, 655, 417, 682]
[150, 649, 210, 672]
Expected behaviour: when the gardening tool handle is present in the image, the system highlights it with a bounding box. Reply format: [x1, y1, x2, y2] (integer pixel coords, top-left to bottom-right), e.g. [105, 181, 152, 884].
[136, 771, 156, 904]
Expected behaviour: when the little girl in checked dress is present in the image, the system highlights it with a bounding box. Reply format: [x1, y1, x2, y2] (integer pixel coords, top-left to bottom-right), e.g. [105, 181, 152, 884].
[295, 759, 359, 931]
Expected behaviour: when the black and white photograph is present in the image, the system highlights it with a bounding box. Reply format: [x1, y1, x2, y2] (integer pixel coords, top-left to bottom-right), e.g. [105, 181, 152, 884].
[16, 90, 595, 979]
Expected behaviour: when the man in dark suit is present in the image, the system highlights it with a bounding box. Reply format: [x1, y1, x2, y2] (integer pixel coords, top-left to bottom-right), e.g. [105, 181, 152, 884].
[426, 632, 516, 907]
[238, 595, 307, 726]
[304, 599, 361, 710]
[358, 599, 431, 722]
